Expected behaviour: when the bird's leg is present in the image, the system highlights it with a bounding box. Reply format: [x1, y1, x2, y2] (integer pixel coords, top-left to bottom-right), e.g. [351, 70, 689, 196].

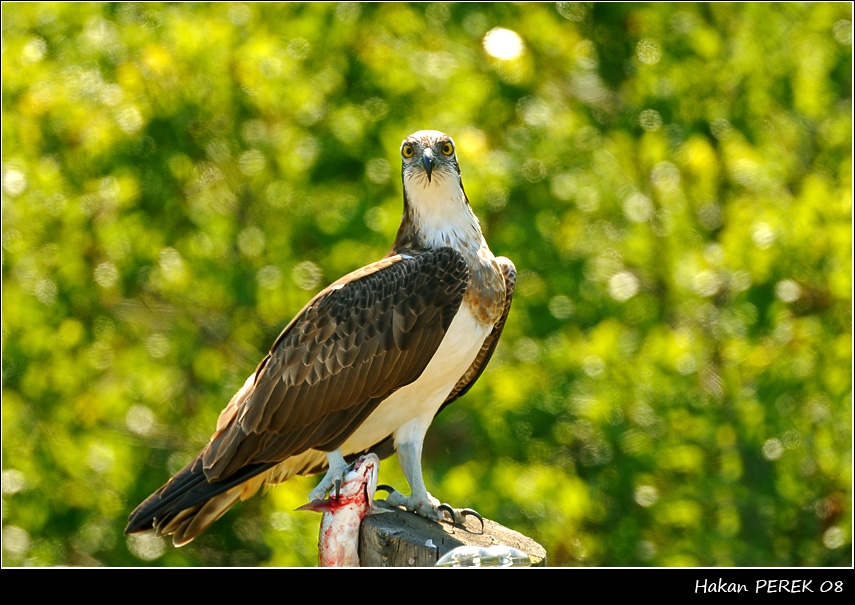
[381, 440, 484, 532]
[382, 440, 442, 519]
[309, 449, 348, 501]
[379, 417, 484, 532]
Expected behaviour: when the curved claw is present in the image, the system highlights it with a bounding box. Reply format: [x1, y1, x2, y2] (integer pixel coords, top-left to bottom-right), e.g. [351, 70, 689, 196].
[309, 450, 348, 502]
[377, 485, 483, 533]
[438, 504, 485, 534]
[375, 485, 404, 511]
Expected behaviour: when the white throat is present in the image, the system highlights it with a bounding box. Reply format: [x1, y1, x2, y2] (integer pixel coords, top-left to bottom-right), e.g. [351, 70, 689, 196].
[403, 171, 483, 253]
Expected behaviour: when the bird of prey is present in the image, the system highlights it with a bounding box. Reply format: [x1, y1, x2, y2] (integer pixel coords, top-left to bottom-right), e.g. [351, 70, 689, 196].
[125, 130, 516, 546]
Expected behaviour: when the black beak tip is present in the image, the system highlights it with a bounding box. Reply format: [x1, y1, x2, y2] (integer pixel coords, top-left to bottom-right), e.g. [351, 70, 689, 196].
[422, 152, 433, 182]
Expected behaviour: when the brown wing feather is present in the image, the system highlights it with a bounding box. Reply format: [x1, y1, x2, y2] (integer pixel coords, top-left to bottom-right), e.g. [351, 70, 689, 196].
[126, 248, 468, 538]
[304, 256, 517, 477]
[204, 248, 469, 479]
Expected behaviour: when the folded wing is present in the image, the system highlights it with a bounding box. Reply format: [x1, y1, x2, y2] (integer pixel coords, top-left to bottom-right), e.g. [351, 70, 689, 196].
[125, 247, 469, 542]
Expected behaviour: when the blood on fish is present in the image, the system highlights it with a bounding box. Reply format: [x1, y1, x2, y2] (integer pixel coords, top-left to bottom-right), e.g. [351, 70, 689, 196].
[297, 454, 379, 567]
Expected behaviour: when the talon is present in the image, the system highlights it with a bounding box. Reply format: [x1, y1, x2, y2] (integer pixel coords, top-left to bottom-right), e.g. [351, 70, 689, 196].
[438, 504, 484, 534]
[378, 485, 409, 510]
[375, 484, 481, 531]
[462, 508, 485, 534]
[309, 450, 349, 502]
[437, 503, 454, 520]
[374, 485, 401, 512]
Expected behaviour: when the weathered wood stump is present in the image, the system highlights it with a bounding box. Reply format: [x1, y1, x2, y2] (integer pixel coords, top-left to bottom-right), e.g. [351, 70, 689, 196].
[358, 504, 547, 567]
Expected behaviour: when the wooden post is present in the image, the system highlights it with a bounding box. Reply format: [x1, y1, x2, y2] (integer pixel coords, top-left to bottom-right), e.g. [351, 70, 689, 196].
[358, 504, 547, 567]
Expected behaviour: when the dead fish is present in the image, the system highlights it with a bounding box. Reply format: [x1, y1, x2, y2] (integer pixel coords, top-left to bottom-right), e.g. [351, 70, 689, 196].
[297, 453, 380, 567]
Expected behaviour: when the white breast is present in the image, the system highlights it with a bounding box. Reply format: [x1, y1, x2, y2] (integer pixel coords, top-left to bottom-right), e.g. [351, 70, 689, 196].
[340, 302, 492, 452]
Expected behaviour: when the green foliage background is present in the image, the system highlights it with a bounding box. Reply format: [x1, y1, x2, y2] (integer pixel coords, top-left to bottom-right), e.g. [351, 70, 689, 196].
[2, 3, 851, 567]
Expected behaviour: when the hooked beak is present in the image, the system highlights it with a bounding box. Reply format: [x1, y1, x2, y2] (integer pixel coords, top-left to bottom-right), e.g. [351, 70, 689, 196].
[421, 148, 433, 182]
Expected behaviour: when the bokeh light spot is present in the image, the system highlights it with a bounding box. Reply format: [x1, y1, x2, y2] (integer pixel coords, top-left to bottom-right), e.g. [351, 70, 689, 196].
[549, 295, 575, 319]
[2, 469, 27, 495]
[238, 226, 265, 258]
[126, 405, 157, 437]
[145, 334, 170, 359]
[2, 526, 31, 557]
[238, 150, 267, 176]
[639, 109, 662, 131]
[22, 37, 48, 63]
[257, 265, 282, 289]
[775, 279, 801, 303]
[832, 19, 852, 45]
[762, 438, 784, 461]
[693, 270, 722, 297]
[292, 261, 322, 291]
[635, 485, 659, 507]
[623, 193, 654, 223]
[557, 2, 586, 22]
[822, 526, 846, 550]
[127, 532, 166, 561]
[94, 261, 119, 288]
[366, 158, 391, 184]
[483, 27, 525, 60]
[609, 271, 640, 301]
[636, 39, 662, 64]
[3, 167, 27, 197]
[751, 222, 776, 249]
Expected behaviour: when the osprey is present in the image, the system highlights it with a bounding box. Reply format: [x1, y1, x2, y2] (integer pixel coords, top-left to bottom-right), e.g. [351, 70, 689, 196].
[125, 130, 516, 546]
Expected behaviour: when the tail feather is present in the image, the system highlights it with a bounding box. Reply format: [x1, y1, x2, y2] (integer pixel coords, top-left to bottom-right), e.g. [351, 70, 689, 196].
[125, 455, 275, 545]
[125, 440, 393, 546]
[167, 490, 243, 547]
[125, 448, 332, 546]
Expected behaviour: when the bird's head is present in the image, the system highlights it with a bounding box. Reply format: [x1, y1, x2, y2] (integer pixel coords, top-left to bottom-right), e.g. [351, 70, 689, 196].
[395, 130, 482, 253]
[400, 130, 460, 188]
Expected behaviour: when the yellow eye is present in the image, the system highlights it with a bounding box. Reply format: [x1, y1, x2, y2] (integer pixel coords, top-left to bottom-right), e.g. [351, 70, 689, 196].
[402, 145, 415, 158]
[441, 142, 454, 156]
